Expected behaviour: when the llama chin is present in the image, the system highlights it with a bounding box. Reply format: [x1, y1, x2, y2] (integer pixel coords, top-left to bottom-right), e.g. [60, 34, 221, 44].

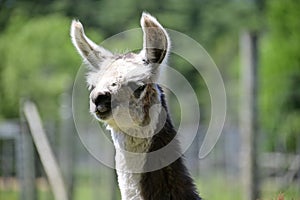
[71, 12, 202, 200]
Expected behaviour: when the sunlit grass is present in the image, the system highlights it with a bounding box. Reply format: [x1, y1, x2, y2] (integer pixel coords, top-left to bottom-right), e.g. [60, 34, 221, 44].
[196, 175, 243, 199]
[0, 189, 18, 200]
[0, 176, 299, 200]
[196, 175, 300, 200]
[261, 179, 300, 200]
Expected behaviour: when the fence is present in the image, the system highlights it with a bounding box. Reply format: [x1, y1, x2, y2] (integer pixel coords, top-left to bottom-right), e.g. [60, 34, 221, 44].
[0, 99, 299, 200]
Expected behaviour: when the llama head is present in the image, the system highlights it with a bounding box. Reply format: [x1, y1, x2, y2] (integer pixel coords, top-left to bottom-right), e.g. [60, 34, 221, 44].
[71, 13, 170, 133]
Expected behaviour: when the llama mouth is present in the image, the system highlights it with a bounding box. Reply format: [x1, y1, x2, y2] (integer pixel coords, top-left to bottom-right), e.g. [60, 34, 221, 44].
[95, 109, 112, 120]
[94, 100, 119, 121]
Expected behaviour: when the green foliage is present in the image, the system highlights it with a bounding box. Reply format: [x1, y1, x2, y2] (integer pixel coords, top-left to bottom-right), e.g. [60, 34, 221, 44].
[0, 13, 81, 119]
[0, 0, 251, 121]
[260, 0, 300, 152]
[0, 0, 299, 152]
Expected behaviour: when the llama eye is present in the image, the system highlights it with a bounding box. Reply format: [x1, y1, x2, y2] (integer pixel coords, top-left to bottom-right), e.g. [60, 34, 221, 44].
[127, 82, 146, 98]
[142, 58, 149, 65]
[133, 84, 146, 98]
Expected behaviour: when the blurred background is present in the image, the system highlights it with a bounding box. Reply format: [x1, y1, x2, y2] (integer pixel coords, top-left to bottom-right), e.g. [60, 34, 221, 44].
[0, 0, 299, 199]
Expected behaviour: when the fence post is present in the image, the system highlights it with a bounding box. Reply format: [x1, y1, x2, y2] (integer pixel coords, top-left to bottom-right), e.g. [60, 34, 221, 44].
[239, 31, 260, 200]
[18, 116, 36, 200]
[23, 101, 68, 200]
[59, 92, 75, 199]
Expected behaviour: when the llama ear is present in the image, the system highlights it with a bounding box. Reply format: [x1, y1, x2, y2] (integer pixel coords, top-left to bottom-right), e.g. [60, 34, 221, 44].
[70, 20, 112, 68]
[140, 13, 170, 65]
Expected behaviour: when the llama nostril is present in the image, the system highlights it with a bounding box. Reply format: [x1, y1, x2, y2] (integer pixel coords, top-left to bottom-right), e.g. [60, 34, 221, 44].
[94, 92, 112, 114]
[94, 92, 111, 105]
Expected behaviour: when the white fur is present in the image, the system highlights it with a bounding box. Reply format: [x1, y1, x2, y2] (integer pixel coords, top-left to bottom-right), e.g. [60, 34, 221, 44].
[140, 12, 171, 65]
[70, 20, 113, 68]
[107, 91, 163, 200]
[113, 136, 147, 199]
[71, 12, 170, 200]
[110, 129, 150, 200]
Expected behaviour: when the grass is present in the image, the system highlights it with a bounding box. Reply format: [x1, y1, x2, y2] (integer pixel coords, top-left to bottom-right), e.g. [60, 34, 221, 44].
[0, 189, 18, 200]
[261, 180, 300, 200]
[0, 188, 53, 200]
[196, 174, 300, 200]
[0, 176, 299, 200]
[197, 175, 243, 199]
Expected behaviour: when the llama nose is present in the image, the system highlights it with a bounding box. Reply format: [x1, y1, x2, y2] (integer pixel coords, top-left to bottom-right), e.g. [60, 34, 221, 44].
[93, 92, 112, 113]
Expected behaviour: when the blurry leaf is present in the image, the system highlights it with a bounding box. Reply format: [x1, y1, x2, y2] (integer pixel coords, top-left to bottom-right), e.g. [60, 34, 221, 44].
[259, 0, 300, 152]
[0, 13, 103, 119]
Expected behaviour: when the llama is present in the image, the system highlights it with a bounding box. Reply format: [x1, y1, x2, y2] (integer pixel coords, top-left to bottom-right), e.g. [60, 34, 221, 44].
[71, 12, 201, 200]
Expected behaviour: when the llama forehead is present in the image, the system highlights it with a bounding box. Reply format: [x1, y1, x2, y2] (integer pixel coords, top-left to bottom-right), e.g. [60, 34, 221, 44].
[87, 53, 153, 87]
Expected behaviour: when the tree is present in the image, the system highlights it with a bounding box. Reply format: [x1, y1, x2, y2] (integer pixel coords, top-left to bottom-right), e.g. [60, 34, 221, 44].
[0, 13, 103, 119]
[260, 0, 300, 152]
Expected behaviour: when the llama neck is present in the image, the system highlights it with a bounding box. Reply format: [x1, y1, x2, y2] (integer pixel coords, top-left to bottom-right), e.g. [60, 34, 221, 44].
[107, 85, 201, 200]
[110, 129, 151, 200]
[109, 120, 200, 200]
[107, 84, 163, 200]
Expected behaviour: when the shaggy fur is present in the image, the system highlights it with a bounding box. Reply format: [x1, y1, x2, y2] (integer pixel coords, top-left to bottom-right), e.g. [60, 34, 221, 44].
[140, 86, 201, 200]
[71, 12, 201, 200]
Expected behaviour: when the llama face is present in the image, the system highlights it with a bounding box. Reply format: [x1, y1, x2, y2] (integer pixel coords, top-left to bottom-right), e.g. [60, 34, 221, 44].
[86, 53, 157, 126]
[71, 13, 170, 131]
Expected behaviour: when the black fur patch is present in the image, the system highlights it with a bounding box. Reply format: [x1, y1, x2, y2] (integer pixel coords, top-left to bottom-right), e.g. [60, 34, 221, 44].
[140, 85, 201, 200]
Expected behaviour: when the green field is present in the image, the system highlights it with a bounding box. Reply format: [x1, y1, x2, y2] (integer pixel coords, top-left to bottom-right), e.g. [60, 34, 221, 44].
[1, 176, 299, 200]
